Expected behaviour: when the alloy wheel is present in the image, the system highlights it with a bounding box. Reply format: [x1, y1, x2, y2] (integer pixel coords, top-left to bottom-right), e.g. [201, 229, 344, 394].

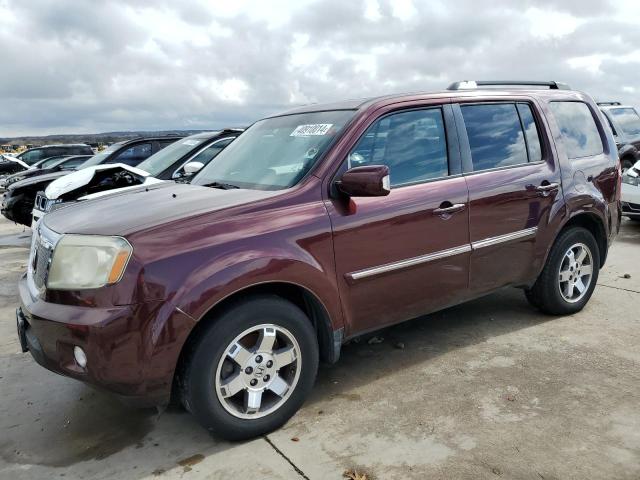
[215, 324, 301, 419]
[558, 242, 594, 303]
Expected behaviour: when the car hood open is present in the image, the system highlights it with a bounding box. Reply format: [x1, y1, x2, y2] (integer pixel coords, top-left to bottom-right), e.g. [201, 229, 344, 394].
[43, 182, 281, 236]
[7, 170, 68, 191]
[45, 163, 155, 200]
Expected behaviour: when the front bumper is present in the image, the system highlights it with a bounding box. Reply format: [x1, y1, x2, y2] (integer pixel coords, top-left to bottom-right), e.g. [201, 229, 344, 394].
[17, 274, 195, 407]
[621, 201, 640, 219]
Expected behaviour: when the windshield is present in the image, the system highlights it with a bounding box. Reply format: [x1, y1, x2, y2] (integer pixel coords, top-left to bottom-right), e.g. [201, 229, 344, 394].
[80, 142, 124, 167]
[192, 110, 355, 190]
[610, 108, 640, 136]
[136, 135, 206, 175]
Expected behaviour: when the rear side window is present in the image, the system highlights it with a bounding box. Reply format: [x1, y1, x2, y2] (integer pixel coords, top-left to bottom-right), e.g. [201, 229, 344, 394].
[348, 108, 449, 187]
[549, 102, 603, 159]
[461, 103, 528, 171]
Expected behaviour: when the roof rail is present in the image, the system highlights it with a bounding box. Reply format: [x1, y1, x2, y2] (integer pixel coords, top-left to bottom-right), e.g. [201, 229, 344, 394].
[447, 80, 571, 91]
[597, 101, 622, 106]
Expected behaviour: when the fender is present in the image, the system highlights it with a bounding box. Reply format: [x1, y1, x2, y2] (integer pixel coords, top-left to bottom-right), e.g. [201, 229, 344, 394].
[172, 252, 343, 331]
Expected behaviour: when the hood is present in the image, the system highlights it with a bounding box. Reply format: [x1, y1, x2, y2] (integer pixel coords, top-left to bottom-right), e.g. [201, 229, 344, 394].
[8, 170, 68, 191]
[43, 182, 281, 236]
[45, 163, 151, 199]
[1, 155, 28, 169]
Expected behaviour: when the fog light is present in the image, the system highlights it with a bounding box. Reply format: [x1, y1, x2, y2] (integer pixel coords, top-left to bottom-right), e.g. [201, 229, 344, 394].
[73, 346, 87, 368]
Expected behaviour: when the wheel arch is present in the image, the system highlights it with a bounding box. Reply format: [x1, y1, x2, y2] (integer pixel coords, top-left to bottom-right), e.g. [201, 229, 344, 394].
[172, 281, 341, 401]
[556, 212, 608, 268]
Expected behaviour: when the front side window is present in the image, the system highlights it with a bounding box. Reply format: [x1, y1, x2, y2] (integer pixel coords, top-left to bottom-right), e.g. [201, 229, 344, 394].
[609, 107, 640, 137]
[348, 108, 448, 186]
[80, 142, 125, 168]
[549, 101, 603, 159]
[193, 110, 355, 190]
[461, 103, 528, 171]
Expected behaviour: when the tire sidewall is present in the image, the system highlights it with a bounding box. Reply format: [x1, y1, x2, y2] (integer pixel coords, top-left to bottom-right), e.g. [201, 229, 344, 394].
[184, 296, 319, 440]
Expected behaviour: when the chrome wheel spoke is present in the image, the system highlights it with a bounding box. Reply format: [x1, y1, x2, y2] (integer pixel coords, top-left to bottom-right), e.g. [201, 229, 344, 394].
[566, 250, 575, 264]
[220, 373, 245, 398]
[575, 246, 587, 264]
[575, 278, 586, 294]
[256, 327, 277, 352]
[559, 269, 571, 282]
[580, 264, 593, 276]
[563, 281, 572, 298]
[228, 342, 252, 366]
[274, 346, 296, 368]
[245, 389, 263, 414]
[268, 375, 289, 397]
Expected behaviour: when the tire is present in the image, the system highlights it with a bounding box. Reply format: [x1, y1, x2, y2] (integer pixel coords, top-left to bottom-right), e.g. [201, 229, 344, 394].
[525, 227, 600, 315]
[622, 158, 634, 174]
[181, 295, 319, 440]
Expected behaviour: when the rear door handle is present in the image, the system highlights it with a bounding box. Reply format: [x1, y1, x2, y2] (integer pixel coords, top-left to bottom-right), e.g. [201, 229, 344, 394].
[433, 203, 466, 215]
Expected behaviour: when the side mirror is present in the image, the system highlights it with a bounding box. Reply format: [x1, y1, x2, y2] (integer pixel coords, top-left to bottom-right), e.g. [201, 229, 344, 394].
[337, 165, 390, 197]
[183, 161, 204, 175]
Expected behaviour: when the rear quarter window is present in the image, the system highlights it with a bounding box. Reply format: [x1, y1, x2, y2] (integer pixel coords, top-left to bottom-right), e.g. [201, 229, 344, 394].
[549, 101, 603, 159]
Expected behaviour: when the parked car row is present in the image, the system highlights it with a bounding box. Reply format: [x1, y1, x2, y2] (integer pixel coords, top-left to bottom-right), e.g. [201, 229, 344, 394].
[14, 81, 622, 441]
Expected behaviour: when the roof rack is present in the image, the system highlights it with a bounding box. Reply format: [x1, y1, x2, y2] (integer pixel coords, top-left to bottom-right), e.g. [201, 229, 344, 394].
[597, 101, 622, 106]
[447, 80, 571, 91]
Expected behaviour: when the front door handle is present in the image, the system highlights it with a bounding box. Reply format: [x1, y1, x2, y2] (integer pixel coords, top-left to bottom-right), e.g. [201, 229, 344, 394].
[535, 182, 559, 192]
[433, 203, 466, 215]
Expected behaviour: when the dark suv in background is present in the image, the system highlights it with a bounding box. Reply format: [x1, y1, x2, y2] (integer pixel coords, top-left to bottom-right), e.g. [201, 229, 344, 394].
[2, 136, 182, 226]
[598, 102, 640, 172]
[17, 81, 619, 440]
[0, 144, 93, 176]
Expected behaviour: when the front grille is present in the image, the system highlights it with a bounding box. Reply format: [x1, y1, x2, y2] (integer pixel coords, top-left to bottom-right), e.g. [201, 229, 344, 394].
[32, 234, 53, 289]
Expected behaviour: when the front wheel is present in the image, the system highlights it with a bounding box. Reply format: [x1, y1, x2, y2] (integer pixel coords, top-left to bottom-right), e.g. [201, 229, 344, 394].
[525, 227, 600, 315]
[181, 295, 319, 440]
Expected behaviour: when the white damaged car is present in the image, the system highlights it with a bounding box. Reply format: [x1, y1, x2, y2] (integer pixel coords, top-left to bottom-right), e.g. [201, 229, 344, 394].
[31, 130, 241, 226]
[622, 160, 640, 221]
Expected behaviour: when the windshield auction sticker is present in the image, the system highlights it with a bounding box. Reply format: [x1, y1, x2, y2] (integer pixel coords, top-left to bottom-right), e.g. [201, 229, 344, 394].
[290, 124, 333, 136]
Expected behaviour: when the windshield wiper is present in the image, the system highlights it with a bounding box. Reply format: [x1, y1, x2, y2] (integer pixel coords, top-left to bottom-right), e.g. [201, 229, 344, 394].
[204, 181, 240, 190]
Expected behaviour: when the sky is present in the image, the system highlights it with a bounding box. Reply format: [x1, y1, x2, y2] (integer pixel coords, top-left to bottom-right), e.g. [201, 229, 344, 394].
[1, 0, 639, 137]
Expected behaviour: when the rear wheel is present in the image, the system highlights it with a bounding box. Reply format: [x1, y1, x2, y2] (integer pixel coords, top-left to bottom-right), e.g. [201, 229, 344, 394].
[525, 227, 600, 315]
[181, 295, 319, 440]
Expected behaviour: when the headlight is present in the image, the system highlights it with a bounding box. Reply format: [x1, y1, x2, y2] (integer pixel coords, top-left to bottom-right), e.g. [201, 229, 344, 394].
[622, 174, 640, 186]
[47, 235, 132, 289]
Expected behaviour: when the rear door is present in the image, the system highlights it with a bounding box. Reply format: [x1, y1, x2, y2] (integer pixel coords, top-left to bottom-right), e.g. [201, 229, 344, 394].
[454, 99, 564, 296]
[326, 103, 471, 336]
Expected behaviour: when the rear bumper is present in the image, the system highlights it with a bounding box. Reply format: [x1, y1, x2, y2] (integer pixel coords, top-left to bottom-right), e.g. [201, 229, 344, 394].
[17, 274, 196, 407]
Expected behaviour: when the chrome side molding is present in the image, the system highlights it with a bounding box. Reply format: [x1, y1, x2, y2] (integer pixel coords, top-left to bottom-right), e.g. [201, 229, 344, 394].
[471, 227, 538, 250]
[346, 227, 538, 282]
[347, 244, 472, 281]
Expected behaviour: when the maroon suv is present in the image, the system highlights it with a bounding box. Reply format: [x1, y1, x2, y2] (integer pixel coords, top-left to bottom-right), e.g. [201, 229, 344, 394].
[17, 80, 620, 440]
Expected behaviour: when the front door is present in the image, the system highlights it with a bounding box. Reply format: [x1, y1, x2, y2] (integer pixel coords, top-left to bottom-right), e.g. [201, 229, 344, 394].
[454, 100, 564, 295]
[326, 104, 471, 336]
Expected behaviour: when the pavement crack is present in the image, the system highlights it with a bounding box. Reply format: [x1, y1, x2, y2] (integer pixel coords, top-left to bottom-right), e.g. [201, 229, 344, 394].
[597, 283, 640, 294]
[263, 435, 310, 480]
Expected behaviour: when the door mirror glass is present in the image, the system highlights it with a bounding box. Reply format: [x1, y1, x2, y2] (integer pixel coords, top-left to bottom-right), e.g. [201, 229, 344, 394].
[182, 161, 204, 175]
[337, 165, 390, 197]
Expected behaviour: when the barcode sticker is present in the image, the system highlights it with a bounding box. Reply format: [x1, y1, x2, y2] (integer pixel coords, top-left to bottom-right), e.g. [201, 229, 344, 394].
[290, 124, 333, 137]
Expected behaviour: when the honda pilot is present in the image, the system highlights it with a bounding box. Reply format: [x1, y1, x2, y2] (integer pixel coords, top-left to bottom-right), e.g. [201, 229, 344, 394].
[17, 81, 620, 440]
